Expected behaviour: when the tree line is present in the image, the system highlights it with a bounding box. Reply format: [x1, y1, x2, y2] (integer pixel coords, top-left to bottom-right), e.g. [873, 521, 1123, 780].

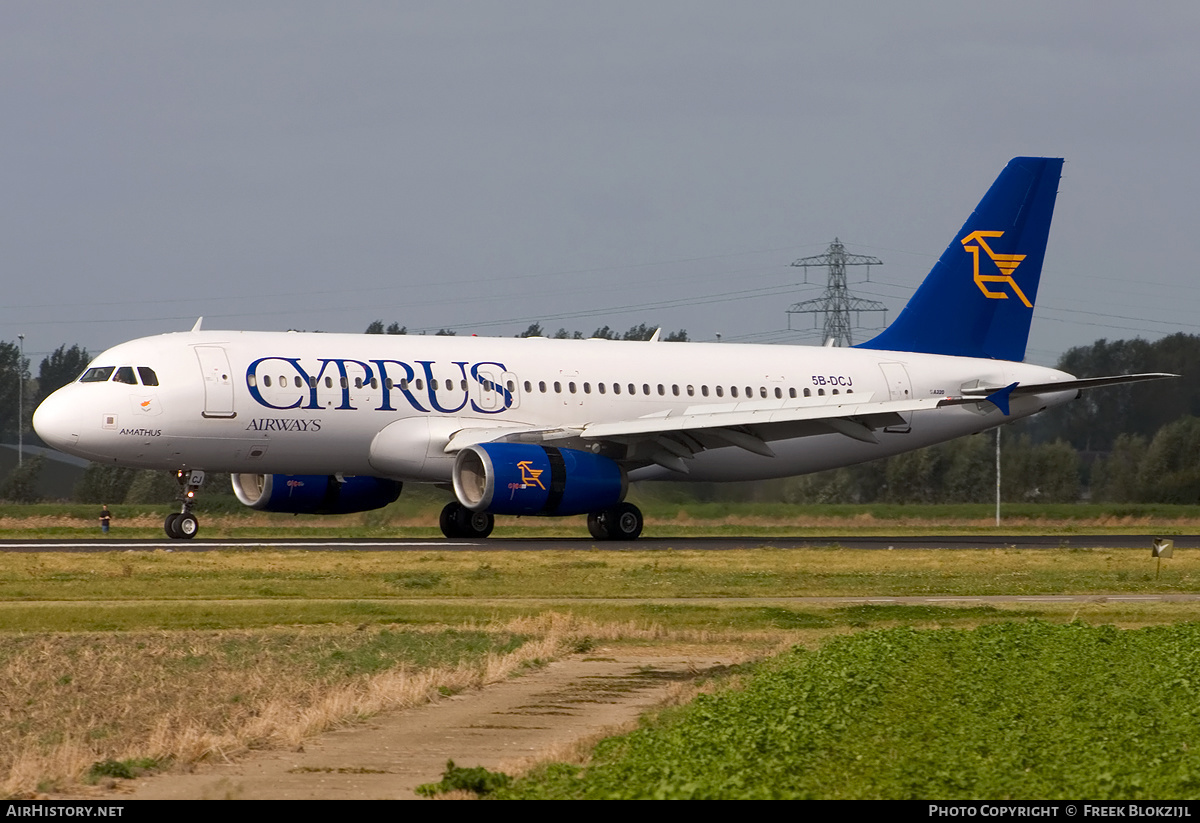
[0, 343, 91, 443]
[365, 320, 689, 341]
[718, 422, 1198, 506]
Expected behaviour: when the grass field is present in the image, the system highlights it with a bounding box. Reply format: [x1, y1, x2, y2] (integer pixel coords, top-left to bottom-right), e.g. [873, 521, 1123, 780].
[0, 546, 1197, 618]
[2, 505, 1200, 798]
[500, 621, 1200, 799]
[3, 499, 1199, 539]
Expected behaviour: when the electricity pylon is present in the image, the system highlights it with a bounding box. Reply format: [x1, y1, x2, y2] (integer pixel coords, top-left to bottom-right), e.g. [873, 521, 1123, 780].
[787, 238, 886, 347]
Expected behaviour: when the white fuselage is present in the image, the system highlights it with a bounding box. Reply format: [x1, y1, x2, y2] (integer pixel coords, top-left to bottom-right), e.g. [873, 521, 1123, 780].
[33, 330, 1077, 484]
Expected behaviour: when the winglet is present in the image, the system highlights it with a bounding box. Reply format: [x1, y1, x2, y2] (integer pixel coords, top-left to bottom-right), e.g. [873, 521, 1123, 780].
[191, 317, 204, 332]
[985, 382, 1018, 416]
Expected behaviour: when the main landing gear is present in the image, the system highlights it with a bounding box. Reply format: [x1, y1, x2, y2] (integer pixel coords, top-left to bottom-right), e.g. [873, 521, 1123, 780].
[588, 502, 644, 541]
[165, 470, 205, 540]
[439, 502, 495, 539]
[437, 500, 644, 541]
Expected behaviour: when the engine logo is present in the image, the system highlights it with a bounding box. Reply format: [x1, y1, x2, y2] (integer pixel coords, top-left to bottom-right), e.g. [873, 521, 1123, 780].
[516, 460, 546, 490]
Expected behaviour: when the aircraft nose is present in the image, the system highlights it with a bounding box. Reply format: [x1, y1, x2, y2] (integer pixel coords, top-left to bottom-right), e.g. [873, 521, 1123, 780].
[33, 390, 81, 451]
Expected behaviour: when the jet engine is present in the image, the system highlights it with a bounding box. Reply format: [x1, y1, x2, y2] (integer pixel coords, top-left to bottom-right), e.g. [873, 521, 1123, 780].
[231, 473, 402, 515]
[452, 443, 626, 516]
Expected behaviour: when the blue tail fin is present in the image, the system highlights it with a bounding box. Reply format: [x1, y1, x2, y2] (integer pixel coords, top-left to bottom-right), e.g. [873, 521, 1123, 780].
[857, 156, 1063, 362]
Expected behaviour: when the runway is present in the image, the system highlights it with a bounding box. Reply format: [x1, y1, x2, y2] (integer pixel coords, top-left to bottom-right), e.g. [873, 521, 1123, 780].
[0, 534, 1193, 552]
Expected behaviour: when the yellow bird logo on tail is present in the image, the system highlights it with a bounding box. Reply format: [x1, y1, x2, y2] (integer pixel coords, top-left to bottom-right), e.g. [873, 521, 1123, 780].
[961, 230, 1032, 308]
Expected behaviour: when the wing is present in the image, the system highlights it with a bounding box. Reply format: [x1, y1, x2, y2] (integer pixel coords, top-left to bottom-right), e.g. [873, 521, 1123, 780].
[441, 372, 1177, 474]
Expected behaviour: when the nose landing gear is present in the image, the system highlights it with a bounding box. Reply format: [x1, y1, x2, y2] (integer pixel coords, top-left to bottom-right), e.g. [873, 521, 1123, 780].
[164, 470, 205, 540]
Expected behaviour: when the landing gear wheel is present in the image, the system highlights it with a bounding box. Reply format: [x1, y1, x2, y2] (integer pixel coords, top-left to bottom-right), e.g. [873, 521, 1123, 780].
[440, 502, 494, 539]
[441, 503, 458, 542]
[440, 502, 463, 538]
[457, 509, 494, 539]
[587, 511, 609, 540]
[588, 502, 643, 541]
[165, 469, 206, 541]
[609, 502, 643, 540]
[176, 513, 200, 540]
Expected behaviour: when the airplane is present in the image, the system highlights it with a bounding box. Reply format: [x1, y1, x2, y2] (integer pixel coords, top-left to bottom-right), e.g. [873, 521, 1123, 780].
[32, 157, 1175, 541]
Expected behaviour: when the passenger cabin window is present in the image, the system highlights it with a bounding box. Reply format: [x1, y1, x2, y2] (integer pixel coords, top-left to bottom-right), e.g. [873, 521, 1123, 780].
[81, 367, 115, 383]
[137, 367, 159, 386]
[113, 366, 137, 385]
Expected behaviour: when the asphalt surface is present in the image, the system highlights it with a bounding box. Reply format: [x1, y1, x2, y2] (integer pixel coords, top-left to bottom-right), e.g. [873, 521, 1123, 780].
[0, 535, 1193, 552]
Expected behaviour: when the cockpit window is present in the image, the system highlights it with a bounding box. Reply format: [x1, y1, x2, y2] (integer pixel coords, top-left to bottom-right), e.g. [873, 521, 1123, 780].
[113, 367, 138, 385]
[137, 367, 159, 386]
[80, 367, 115, 383]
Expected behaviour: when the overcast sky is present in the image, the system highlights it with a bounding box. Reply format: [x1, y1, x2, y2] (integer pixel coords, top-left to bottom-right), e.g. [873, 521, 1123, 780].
[3, 1, 1198, 369]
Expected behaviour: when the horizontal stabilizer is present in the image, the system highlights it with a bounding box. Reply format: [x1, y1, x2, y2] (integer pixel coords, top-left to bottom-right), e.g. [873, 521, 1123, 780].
[940, 373, 1178, 411]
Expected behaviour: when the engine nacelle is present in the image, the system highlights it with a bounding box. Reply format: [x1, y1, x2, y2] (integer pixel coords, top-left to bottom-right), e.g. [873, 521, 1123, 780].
[231, 473, 402, 515]
[452, 443, 626, 517]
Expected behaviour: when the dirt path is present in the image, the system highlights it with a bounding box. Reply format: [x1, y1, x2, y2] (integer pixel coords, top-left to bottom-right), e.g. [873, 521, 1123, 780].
[104, 645, 738, 800]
